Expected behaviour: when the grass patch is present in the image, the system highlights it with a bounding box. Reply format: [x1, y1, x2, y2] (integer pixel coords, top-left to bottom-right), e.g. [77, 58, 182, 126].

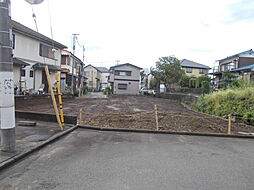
[195, 85, 254, 125]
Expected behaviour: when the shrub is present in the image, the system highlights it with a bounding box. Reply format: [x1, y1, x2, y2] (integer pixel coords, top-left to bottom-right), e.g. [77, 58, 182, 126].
[201, 81, 211, 94]
[195, 87, 254, 125]
[103, 87, 111, 95]
[179, 75, 191, 88]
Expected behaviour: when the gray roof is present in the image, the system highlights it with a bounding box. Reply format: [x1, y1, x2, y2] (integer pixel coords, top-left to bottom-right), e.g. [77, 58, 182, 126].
[96, 67, 109, 73]
[13, 58, 30, 66]
[217, 49, 254, 62]
[181, 59, 210, 69]
[110, 63, 142, 70]
[32, 63, 61, 71]
[12, 20, 67, 49]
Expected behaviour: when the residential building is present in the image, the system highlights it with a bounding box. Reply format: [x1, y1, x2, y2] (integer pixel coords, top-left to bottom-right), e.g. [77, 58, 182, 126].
[61, 49, 85, 92]
[212, 49, 254, 88]
[231, 64, 254, 81]
[96, 67, 110, 89]
[109, 63, 142, 95]
[12, 20, 67, 94]
[84, 65, 102, 90]
[181, 59, 210, 77]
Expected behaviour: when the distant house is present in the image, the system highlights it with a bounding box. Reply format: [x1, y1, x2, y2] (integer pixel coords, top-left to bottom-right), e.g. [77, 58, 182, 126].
[231, 64, 254, 81]
[12, 20, 67, 94]
[61, 50, 85, 92]
[96, 67, 110, 89]
[84, 65, 102, 90]
[213, 49, 254, 88]
[108, 63, 142, 95]
[181, 59, 210, 77]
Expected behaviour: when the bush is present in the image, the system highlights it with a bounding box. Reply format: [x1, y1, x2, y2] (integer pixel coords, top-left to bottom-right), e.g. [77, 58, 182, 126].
[63, 88, 72, 95]
[195, 87, 254, 125]
[179, 75, 191, 87]
[201, 81, 211, 94]
[103, 87, 111, 95]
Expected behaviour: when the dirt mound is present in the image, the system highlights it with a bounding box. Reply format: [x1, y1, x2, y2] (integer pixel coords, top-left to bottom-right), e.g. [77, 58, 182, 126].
[82, 112, 254, 134]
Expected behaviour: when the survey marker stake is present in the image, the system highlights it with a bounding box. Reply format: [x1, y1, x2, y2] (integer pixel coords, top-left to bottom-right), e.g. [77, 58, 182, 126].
[55, 72, 64, 126]
[154, 105, 159, 131]
[45, 66, 63, 131]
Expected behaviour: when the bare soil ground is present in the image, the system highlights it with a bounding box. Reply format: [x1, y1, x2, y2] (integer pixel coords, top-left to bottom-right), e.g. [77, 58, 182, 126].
[15, 95, 254, 134]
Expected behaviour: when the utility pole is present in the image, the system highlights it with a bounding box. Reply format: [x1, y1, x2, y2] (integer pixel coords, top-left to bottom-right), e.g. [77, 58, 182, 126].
[71, 33, 79, 94]
[82, 45, 85, 63]
[0, 0, 16, 152]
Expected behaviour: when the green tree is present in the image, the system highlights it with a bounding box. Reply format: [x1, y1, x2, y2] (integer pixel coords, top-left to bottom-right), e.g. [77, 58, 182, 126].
[140, 70, 146, 82]
[149, 78, 158, 90]
[221, 71, 236, 88]
[151, 56, 184, 91]
[179, 75, 191, 87]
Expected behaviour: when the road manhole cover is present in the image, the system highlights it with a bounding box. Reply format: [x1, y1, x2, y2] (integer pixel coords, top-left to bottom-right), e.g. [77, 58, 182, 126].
[24, 135, 49, 142]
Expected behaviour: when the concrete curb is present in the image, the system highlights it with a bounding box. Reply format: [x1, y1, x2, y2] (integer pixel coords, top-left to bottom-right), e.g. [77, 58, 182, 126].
[0, 125, 78, 171]
[78, 125, 254, 139]
[15, 111, 77, 125]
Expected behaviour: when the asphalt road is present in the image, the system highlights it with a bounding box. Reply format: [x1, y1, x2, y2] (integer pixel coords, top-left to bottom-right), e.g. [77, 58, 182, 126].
[0, 129, 254, 190]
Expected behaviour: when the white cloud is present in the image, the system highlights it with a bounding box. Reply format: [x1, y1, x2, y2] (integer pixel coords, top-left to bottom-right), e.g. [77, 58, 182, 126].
[11, 0, 254, 69]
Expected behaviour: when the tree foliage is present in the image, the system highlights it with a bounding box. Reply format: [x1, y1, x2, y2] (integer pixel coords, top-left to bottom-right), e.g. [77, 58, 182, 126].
[140, 70, 146, 82]
[151, 56, 184, 90]
[149, 78, 158, 90]
[179, 75, 191, 87]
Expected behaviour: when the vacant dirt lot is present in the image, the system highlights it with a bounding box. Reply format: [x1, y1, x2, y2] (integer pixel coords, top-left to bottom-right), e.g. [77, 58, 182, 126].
[16, 95, 254, 134]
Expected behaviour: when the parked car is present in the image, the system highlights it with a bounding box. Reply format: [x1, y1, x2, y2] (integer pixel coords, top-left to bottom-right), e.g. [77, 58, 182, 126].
[140, 87, 149, 95]
[140, 88, 156, 96]
[148, 89, 156, 96]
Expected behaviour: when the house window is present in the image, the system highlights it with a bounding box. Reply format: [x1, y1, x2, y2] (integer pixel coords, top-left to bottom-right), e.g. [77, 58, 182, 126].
[115, 70, 131, 76]
[186, 68, 192, 73]
[30, 70, 34, 77]
[89, 81, 93, 86]
[39, 44, 56, 59]
[66, 56, 70, 65]
[61, 56, 70, 65]
[21, 69, 25, 77]
[199, 69, 205, 74]
[118, 83, 127, 90]
[84, 71, 90, 76]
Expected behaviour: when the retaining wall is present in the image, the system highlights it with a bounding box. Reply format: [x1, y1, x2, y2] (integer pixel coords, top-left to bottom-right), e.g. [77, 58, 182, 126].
[156, 93, 198, 104]
[15, 111, 77, 124]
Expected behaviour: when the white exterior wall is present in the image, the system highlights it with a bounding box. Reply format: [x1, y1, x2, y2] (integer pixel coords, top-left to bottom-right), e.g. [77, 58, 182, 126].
[34, 70, 42, 90]
[113, 80, 139, 95]
[13, 32, 62, 91]
[109, 64, 141, 95]
[13, 33, 61, 66]
[100, 72, 109, 88]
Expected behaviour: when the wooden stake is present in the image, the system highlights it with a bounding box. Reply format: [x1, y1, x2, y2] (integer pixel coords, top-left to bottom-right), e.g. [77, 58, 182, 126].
[154, 105, 159, 131]
[45, 66, 63, 131]
[55, 72, 64, 126]
[228, 114, 232, 134]
[79, 108, 84, 125]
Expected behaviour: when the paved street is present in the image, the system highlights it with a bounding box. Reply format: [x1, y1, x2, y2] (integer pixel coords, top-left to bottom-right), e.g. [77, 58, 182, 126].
[0, 129, 254, 190]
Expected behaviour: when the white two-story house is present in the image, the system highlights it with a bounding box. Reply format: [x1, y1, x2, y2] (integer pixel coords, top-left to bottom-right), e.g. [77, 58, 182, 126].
[12, 20, 67, 94]
[108, 63, 142, 95]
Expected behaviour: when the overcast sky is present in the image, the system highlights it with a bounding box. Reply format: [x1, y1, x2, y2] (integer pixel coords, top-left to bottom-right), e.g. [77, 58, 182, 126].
[11, 0, 254, 69]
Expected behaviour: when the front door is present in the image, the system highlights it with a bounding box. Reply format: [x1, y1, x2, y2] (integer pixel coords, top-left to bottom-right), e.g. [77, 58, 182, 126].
[42, 70, 49, 93]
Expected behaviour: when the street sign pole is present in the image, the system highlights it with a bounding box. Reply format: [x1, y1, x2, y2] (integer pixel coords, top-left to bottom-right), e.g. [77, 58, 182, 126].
[0, 0, 16, 152]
